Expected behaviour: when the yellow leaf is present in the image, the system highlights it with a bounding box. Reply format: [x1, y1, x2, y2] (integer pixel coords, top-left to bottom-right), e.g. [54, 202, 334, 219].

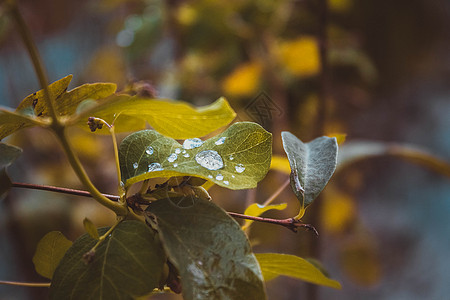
[340, 239, 381, 286]
[328, 0, 353, 13]
[275, 37, 320, 77]
[32, 231, 72, 279]
[321, 189, 356, 233]
[176, 3, 198, 26]
[270, 155, 291, 174]
[222, 61, 262, 97]
[73, 96, 237, 139]
[256, 253, 341, 289]
[242, 203, 288, 230]
[327, 133, 347, 145]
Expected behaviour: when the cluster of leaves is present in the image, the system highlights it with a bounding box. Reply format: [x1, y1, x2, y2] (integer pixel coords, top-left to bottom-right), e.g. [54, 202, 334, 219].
[1, 76, 342, 299]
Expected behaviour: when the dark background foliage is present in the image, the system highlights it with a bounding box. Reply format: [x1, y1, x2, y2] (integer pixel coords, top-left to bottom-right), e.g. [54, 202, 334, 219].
[0, 0, 449, 299]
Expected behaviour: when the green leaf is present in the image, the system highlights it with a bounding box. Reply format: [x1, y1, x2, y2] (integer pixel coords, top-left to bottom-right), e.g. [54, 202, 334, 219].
[82, 217, 99, 240]
[72, 96, 237, 139]
[281, 132, 338, 218]
[242, 203, 287, 230]
[255, 253, 341, 289]
[337, 141, 450, 177]
[146, 197, 266, 300]
[119, 122, 272, 189]
[0, 142, 22, 199]
[50, 221, 166, 300]
[32, 231, 73, 279]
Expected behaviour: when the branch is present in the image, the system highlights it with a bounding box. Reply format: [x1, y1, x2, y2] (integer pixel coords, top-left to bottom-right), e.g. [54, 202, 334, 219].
[11, 182, 119, 201]
[228, 212, 318, 235]
[11, 182, 318, 234]
[0, 280, 50, 287]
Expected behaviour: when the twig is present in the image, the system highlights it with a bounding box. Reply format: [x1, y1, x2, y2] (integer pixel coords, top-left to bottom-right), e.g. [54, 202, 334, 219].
[11, 182, 119, 201]
[228, 212, 318, 235]
[0, 280, 50, 287]
[11, 182, 318, 234]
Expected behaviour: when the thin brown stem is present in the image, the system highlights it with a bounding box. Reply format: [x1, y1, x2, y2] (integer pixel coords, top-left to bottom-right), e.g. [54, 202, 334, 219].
[11, 182, 119, 201]
[0, 280, 50, 287]
[229, 212, 318, 235]
[11, 182, 317, 234]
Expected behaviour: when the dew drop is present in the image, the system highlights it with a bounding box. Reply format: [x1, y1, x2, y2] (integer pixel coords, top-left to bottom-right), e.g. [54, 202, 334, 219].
[183, 153, 190, 158]
[231, 174, 235, 178]
[133, 162, 138, 169]
[167, 153, 177, 162]
[215, 137, 226, 145]
[216, 174, 224, 181]
[235, 163, 245, 173]
[182, 150, 187, 154]
[148, 163, 163, 172]
[208, 175, 213, 179]
[173, 163, 178, 168]
[223, 180, 229, 185]
[183, 138, 204, 149]
[175, 148, 182, 154]
[145, 146, 154, 155]
[257, 204, 265, 208]
[195, 150, 224, 170]
[229, 155, 234, 161]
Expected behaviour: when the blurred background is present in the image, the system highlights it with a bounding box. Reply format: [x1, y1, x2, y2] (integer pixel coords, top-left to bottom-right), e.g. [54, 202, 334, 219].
[0, 0, 449, 299]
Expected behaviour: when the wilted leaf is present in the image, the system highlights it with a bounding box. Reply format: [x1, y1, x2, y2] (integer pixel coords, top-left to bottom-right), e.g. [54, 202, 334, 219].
[281, 132, 338, 218]
[32, 231, 73, 279]
[82, 218, 99, 240]
[55, 82, 116, 116]
[119, 122, 272, 189]
[0, 142, 22, 198]
[255, 253, 341, 289]
[72, 96, 236, 139]
[0, 75, 116, 140]
[242, 203, 287, 230]
[0, 75, 71, 140]
[50, 221, 166, 300]
[337, 141, 450, 177]
[146, 197, 266, 300]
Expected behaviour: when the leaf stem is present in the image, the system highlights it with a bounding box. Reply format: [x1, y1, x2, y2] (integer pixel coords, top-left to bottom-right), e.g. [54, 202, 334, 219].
[52, 127, 127, 216]
[0, 280, 50, 287]
[7, 0, 59, 124]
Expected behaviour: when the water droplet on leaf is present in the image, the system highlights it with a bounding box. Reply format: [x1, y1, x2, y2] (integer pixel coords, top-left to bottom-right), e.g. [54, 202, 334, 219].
[183, 153, 190, 158]
[183, 138, 204, 149]
[215, 137, 226, 145]
[148, 163, 163, 172]
[173, 163, 178, 168]
[235, 163, 245, 173]
[168, 153, 177, 162]
[146, 146, 154, 155]
[133, 162, 138, 169]
[229, 155, 234, 160]
[208, 175, 213, 179]
[216, 174, 224, 181]
[224, 180, 229, 185]
[175, 148, 181, 154]
[195, 150, 224, 170]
